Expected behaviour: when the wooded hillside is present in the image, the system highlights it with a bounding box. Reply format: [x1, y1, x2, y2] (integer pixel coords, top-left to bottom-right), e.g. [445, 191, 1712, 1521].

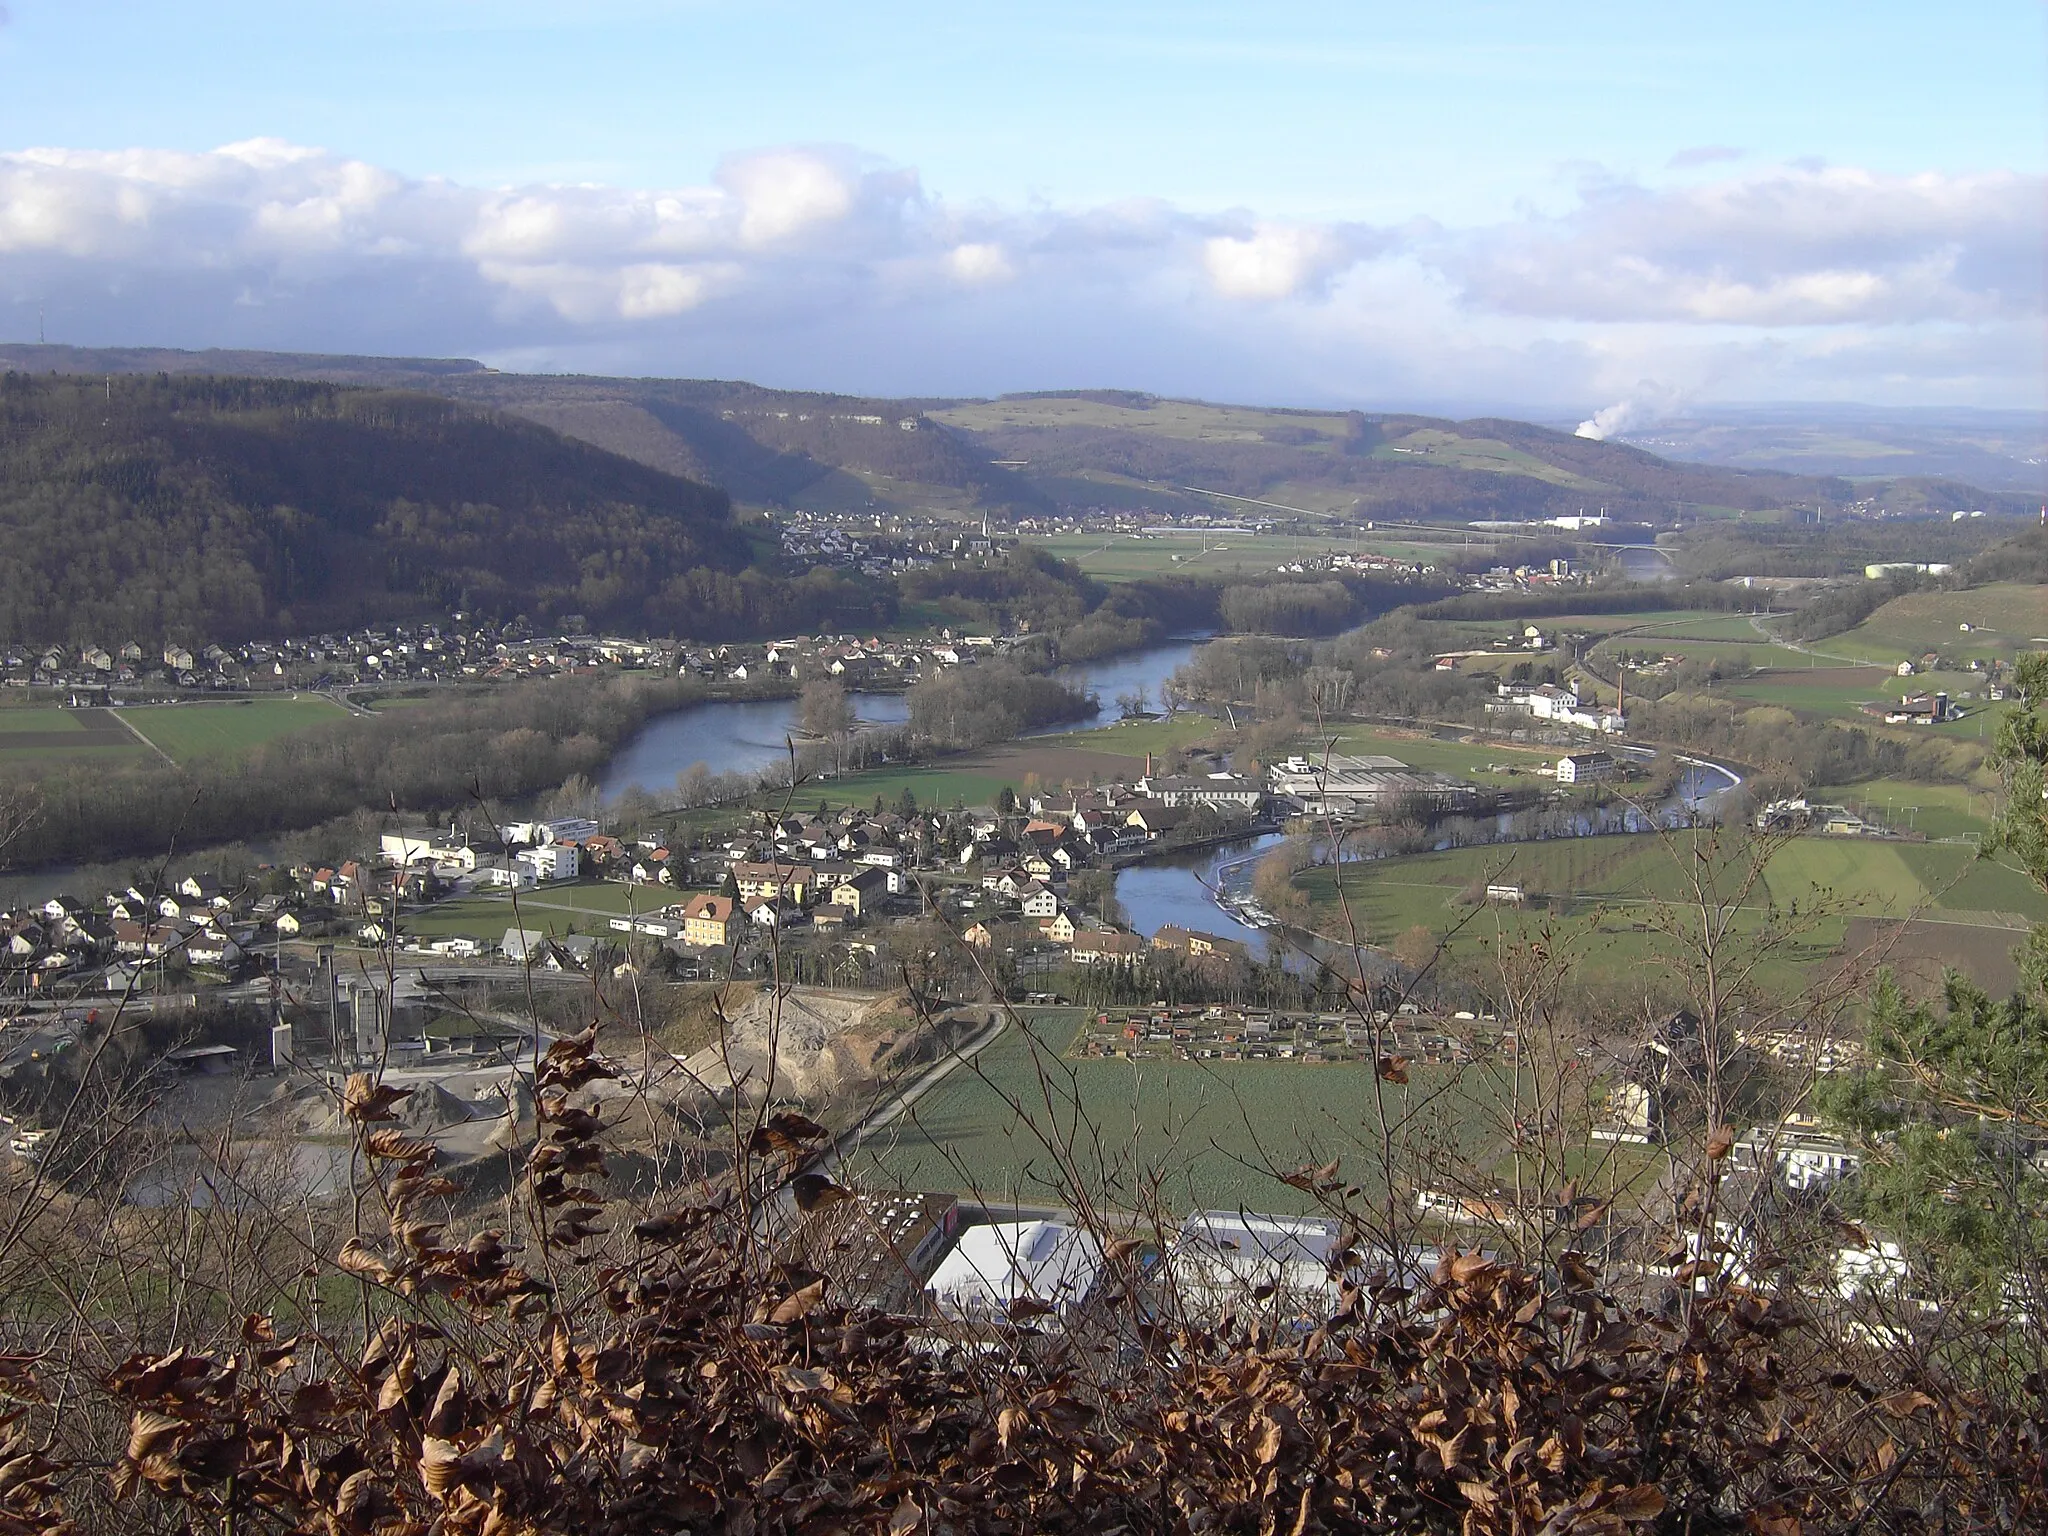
[0, 373, 747, 644]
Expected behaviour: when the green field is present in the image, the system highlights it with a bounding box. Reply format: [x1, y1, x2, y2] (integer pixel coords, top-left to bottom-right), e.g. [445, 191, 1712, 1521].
[849, 1010, 1513, 1214]
[120, 697, 349, 762]
[1035, 532, 1390, 583]
[933, 397, 1354, 446]
[1716, 666, 1904, 718]
[0, 706, 148, 765]
[398, 879, 662, 944]
[1622, 613, 1787, 642]
[1295, 832, 2048, 998]
[1826, 583, 2048, 666]
[1372, 427, 1602, 490]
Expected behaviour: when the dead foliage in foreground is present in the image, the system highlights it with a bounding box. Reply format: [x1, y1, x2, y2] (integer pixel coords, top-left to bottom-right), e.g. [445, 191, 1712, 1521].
[1, 1031, 2041, 1534]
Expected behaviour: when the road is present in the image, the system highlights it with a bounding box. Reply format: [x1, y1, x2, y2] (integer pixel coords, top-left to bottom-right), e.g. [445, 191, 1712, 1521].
[1746, 612, 1868, 666]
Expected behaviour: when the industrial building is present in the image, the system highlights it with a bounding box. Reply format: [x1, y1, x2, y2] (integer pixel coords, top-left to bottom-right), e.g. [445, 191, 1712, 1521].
[1267, 754, 1479, 816]
[925, 1219, 1104, 1321]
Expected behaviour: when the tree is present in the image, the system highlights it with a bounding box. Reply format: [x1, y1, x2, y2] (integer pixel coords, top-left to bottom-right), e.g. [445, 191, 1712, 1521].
[1252, 839, 1310, 921]
[675, 761, 714, 807]
[1393, 923, 1439, 972]
[797, 679, 854, 739]
[1817, 651, 2048, 1321]
[895, 787, 918, 819]
[996, 785, 1017, 816]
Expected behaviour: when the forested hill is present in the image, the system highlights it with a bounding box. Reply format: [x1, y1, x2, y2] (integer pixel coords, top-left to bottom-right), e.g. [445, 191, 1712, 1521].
[3, 345, 2028, 525]
[0, 372, 766, 646]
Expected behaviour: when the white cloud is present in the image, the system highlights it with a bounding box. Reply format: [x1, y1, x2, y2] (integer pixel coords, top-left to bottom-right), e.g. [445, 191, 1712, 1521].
[0, 139, 2033, 410]
[1444, 166, 2040, 326]
[716, 148, 859, 246]
[946, 241, 1013, 286]
[1202, 223, 1345, 300]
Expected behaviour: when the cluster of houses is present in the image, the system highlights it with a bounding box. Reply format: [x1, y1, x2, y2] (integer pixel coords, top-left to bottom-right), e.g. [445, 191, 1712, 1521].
[6, 621, 674, 694]
[771, 507, 1006, 577]
[0, 877, 273, 992]
[1488, 678, 1627, 735]
[1465, 560, 1586, 592]
[676, 630, 1018, 687]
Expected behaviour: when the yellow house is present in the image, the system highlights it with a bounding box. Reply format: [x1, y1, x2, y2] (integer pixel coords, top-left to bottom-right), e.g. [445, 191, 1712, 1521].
[829, 867, 890, 918]
[733, 861, 812, 905]
[680, 894, 739, 949]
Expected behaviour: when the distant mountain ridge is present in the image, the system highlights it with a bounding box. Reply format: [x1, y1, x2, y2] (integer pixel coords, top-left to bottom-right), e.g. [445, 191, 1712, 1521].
[1, 343, 2030, 525]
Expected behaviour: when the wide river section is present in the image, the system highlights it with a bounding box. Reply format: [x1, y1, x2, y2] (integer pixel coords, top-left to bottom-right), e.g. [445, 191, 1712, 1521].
[599, 637, 1205, 798]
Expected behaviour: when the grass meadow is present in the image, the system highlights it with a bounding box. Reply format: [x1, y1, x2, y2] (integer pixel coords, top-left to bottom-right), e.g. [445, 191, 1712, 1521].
[120, 697, 349, 763]
[1293, 831, 2048, 1000]
[847, 1009, 1545, 1215]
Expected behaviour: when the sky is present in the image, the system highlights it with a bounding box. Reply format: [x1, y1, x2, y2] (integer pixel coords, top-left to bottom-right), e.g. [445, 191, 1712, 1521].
[0, 0, 2039, 419]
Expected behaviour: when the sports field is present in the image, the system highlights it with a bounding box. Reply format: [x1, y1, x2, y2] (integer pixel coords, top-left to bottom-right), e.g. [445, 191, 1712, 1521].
[399, 879, 660, 944]
[1317, 724, 1563, 786]
[802, 715, 1218, 813]
[1808, 778, 1995, 841]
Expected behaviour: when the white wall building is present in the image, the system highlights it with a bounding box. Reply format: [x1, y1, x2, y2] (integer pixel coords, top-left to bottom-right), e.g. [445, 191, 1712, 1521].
[1171, 1211, 1344, 1320]
[925, 1221, 1103, 1321]
[475, 857, 537, 890]
[516, 844, 579, 883]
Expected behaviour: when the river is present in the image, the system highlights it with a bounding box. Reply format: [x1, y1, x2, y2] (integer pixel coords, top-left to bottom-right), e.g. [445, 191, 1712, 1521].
[599, 636, 1206, 798]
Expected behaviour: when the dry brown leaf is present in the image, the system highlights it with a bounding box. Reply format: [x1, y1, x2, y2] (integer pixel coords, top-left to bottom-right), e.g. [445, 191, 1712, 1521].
[418, 1437, 460, 1501]
[1608, 1485, 1667, 1522]
[791, 1173, 855, 1213]
[336, 1239, 395, 1285]
[124, 1411, 182, 1464]
[342, 1074, 412, 1124]
[769, 1280, 826, 1325]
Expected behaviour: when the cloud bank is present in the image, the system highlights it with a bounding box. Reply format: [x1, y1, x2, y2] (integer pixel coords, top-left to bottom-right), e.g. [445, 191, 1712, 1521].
[0, 139, 2036, 413]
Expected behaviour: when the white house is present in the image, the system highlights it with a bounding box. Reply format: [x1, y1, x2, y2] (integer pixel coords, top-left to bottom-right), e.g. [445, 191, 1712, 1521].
[381, 829, 440, 865]
[475, 858, 538, 891]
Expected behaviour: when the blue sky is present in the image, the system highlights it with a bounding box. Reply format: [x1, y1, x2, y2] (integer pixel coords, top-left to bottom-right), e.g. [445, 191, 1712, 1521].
[0, 1, 2039, 413]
